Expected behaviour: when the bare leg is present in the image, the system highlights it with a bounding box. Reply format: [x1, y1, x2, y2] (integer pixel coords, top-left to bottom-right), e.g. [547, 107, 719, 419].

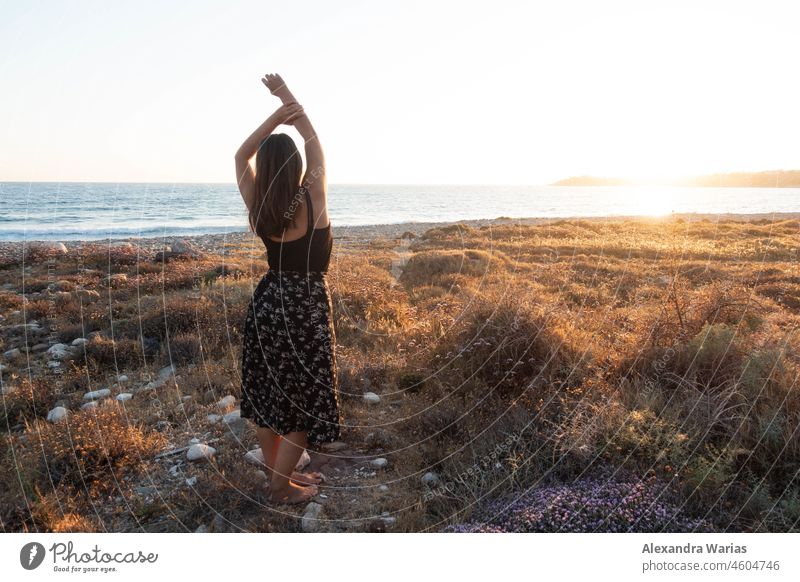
[256, 427, 322, 487]
[256, 426, 281, 481]
[269, 431, 318, 504]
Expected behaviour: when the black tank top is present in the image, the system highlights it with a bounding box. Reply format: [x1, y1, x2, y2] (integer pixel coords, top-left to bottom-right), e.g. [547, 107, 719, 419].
[263, 186, 333, 273]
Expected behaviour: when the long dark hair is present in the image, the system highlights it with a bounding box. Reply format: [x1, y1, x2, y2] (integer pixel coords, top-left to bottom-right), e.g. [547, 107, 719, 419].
[248, 133, 304, 239]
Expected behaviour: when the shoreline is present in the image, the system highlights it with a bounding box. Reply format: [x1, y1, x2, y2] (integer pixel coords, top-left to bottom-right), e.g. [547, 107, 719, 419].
[2, 211, 799, 247]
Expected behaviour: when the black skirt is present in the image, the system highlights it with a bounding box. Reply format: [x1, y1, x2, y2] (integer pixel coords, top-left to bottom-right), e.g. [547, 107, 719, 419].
[240, 269, 341, 446]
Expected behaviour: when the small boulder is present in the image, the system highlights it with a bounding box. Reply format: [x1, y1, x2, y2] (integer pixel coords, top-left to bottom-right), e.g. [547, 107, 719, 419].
[186, 443, 216, 461]
[217, 395, 236, 410]
[301, 502, 324, 532]
[83, 388, 112, 401]
[370, 457, 388, 469]
[71, 337, 89, 347]
[47, 343, 72, 360]
[47, 406, 69, 423]
[363, 392, 381, 404]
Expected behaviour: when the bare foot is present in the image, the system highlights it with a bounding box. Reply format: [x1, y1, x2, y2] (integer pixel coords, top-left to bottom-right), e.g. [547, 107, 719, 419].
[269, 482, 319, 505]
[291, 471, 324, 486]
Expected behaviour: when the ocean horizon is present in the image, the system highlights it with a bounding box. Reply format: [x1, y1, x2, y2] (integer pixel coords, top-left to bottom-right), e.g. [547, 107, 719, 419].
[2, 181, 800, 241]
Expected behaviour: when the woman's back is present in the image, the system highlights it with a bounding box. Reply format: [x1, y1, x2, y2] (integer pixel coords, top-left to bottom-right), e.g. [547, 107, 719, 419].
[262, 186, 332, 273]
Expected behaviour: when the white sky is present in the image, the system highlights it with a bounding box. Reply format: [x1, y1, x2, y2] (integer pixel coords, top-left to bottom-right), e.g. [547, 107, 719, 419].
[1, 0, 798, 184]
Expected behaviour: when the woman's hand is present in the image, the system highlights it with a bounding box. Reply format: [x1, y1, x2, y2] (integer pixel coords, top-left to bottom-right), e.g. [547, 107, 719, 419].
[262, 73, 288, 96]
[271, 102, 305, 126]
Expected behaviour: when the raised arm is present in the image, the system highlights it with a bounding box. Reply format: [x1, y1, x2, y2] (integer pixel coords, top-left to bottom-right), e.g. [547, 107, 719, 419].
[262, 74, 326, 195]
[234, 101, 304, 210]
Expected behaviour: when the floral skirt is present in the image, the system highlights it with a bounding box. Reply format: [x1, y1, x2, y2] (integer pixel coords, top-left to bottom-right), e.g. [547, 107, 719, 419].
[240, 269, 341, 447]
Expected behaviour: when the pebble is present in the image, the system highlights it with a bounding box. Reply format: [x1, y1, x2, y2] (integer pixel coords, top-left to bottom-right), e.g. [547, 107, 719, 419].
[207, 414, 221, 424]
[81, 401, 98, 410]
[186, 443, 216, 461]
[71, 337, 89, 346]
[46, 360, 61, 369]
[217, 395, 236, 410]
[185, 476, 198, 487]
[379, 485, 389, 492]
[83, 388, 112, 401]
[116, 393, 133, 402]
[370, 457, 388, 469]
[321, 441, 348, 452]
[363, 392, 381, 404]
[301, 502, 324, 532]
[47, 406, 69, 423]
[245, 448, 312, 471]
[117, 374, 129, 383]
[46, 343, 72, 360]
[421, 472, 440, 486]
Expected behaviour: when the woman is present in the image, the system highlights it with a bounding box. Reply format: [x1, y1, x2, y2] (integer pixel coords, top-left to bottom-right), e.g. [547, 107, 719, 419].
[235, 73, 341, 505]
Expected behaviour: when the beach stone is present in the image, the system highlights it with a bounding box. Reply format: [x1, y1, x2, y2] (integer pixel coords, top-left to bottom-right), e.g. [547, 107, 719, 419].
[4, 348, 21, 360]
[116, 393, 133, 402]
[301, 502, 324, 532]
[370, 457, 388, 469]
[222, 409, 246, 437]
[47, 343, 72, 360]
[422, 472, 440, 486]
[83, 388, 112, 401]
[37, 242, 68, 256]
[171, 239, 202, 258]
[363, 392, 381, 404]
[186, 443, 216, 461]
[47, 406, 69, 423]
[217, 395, 236, 410]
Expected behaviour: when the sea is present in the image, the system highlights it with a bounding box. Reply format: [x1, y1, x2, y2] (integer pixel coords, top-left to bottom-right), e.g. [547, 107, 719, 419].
[1, 182, 799, 241]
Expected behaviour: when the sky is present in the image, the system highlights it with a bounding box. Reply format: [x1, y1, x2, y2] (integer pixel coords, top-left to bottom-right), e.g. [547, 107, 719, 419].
[1, 0, 798, 185]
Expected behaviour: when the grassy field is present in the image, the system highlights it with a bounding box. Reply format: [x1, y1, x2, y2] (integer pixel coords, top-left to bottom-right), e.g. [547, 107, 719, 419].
[1, 216, 799, 532]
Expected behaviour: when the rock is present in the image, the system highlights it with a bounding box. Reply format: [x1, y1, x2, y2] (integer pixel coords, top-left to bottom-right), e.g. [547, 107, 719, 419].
[76, 289, 101, 302]
[185, 476, 197, 487]
[47, 343, 72, 360]
[382, 516, 397, 527]
[116, 393, 133, 402]
[171, 239, 202, 257]
[217, 395, 236, 410]
[363, 392, 381, 404]
[71, 337, 88, 346]
[46, 360, 61, 369]
[0, 363, 7, 373]
[83, 388, 112, 401]
[379, 484, 389, 492]
[81, 401, 99, 410]
[52, 280, 72, 292]
[157, 365, 176, 382]
[222, 409, 246, 437]
[254, 470, 269, 482]
[31, 343, 49, 353]
[135, 486, 157, 496]
[194, 524, 209, 533]
[207, 413, 221, 424]
[47, 406, 69, 423]
[296, 450, 311, 471]
[37, 242, 68, 256]
[422, 472, 440, 486]
[4, 348, 21, 360]
[370, 458, 388, 469]
[321, 441, 348, 452]
[301, 502, 324, 532]
[186, 443, 216, 461]
[117, 374, 129, 383]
